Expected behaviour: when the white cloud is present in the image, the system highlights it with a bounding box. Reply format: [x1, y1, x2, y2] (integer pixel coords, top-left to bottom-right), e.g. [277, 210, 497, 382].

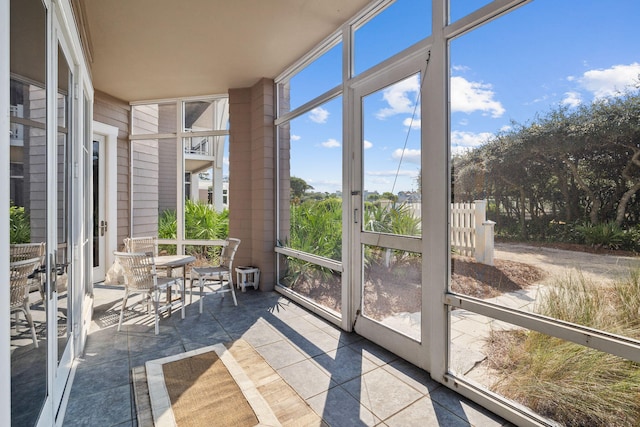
[376, 75, 420, 119]
[452, 64, 470, 72]
[391, 148, 421, 164]
[364, 140, 373, 149]
[291, 134, 301, 141]
[367, 169, 417, 177]
[451, 130, 493, 155]
[561, 91, 582, 108]
[223, 157, 229, 166]
[309, 107, 329, 123]
[578, 62, 640, 99]
[403, 117, 421, 129]
[321, 138, 341, 148]
[451, 76, 505, 118]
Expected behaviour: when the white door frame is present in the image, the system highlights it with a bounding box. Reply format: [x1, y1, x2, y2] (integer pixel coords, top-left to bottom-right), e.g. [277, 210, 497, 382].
[93, 121, 118, 281]
[349, 49, 429, 369]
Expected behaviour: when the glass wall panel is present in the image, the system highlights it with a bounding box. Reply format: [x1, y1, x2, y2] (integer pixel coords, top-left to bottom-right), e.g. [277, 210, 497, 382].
[353, 0, 431, 76]
[363, 245, 421, 340]
[9, 0, 48, 424]
[448, 0, 493, 24]
[449, 1, 640, 423]
[281, 96, 343, 259]
[183, 98, 229, 132]
[362, 74, 422, 237]
[449, 311, 640, 425]
[56, 43, 72, 364]
[282, 42, 342, 114]
[132, 102, 177, 134]
[277, 253, 342, 314]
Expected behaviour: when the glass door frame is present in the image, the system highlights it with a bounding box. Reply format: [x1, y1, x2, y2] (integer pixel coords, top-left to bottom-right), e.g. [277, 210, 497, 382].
[91, 121, 118, 284]
[348, 48, 430, 369]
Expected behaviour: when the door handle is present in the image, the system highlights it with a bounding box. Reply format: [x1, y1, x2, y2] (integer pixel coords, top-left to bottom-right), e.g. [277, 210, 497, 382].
[99, 220, 108, 236]
[354, 208, 359, 224]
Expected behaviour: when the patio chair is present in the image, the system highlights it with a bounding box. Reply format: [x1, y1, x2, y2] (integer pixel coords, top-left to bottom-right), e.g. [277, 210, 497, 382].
[114, 251, 185, 335]
[10, 257, 42, 348]
[10, 242, 46, 299]
[124, 236, 158, 256]
[190, 238, 241, 313]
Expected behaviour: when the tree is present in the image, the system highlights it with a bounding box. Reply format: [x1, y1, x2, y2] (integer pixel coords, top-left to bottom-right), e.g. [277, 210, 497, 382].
[290, 176, 314, 200]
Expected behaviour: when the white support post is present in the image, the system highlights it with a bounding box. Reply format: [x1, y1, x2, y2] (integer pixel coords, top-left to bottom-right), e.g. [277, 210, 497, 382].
[473, 200, 495, 266]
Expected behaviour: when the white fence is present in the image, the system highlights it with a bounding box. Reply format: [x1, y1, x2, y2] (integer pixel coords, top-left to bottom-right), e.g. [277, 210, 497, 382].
[451, 200, 495, 265]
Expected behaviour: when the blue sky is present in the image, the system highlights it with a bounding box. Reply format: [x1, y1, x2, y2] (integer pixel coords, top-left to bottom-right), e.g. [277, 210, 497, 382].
[269, 0, 640, 195]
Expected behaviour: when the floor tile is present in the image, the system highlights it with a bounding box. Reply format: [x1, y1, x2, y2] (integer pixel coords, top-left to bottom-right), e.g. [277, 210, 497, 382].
[277, 359, 337, 399]
[342, 367, 423, 420]
[307, 386, 380, 427]
[255, 339, 308, 370]
[384, 396, 470, 427]
[312, 346, 379, 385]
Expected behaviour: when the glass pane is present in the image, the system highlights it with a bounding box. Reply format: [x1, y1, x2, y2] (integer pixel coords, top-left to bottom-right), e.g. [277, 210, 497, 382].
[132, 138, 177, 238]
[448, 0, 493, 24]
[282, 42, 342, 114]
[362, 74, 422, 237]
[362, 245, 421, 340]
[57, 43, 71, 364]
[449, 1, 640, 422]
[183, 98, 229, 132]
[354, 0, 431, 76]
[449, 0, 640, 333]
[132, 103, 177, 134]
[10, 0, 48, 424]
[449, 311, 640, 426]
[10, 80, 46, 125]
[277, 253, 342, 315]
[92, 138, 100, 267]
[279, 96, 343, 260]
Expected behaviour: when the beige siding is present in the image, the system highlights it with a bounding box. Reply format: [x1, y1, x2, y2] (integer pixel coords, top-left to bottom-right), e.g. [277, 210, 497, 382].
[93, 90, 130, 249]
[158, 139, 177, 213]
[229, 79, 276, 290]
[131, 139, 159, 236]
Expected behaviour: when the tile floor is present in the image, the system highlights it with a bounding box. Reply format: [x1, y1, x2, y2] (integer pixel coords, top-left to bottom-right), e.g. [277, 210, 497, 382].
[62, 284, 511, 427]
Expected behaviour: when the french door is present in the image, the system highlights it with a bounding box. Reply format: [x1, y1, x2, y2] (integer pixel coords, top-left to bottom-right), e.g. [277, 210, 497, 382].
[350, 55, 427, 368]
[92, 134, 107, 281]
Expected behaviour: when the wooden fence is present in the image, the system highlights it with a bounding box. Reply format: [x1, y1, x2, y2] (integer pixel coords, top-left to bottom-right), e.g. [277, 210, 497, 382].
[451, 200, 495, 265]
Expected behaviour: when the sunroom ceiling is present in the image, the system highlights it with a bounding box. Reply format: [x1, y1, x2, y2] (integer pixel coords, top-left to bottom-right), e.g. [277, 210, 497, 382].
[80, 0, 371, 102]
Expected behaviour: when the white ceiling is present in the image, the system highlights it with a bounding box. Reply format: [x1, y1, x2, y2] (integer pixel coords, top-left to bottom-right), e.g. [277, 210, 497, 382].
[80, 0, 371, 102]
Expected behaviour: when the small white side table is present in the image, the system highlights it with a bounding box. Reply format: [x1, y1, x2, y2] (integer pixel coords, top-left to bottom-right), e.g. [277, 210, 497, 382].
[235, 266, 260, 292]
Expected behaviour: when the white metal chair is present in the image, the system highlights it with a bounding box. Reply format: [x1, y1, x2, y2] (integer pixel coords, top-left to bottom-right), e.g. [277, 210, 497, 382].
[190, 238, 241, 313]
[114, 251, 185, 335]
[10, 257, 42, 348]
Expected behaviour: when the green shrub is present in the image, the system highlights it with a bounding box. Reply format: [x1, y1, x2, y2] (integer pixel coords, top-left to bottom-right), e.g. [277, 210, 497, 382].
[10, 203, 30, 244]
[576, 221, 626, 250]
[158, 200, 228, 257]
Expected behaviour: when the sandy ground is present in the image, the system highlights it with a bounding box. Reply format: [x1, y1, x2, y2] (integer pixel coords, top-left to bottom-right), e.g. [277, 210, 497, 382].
[494, 242, 640, 285]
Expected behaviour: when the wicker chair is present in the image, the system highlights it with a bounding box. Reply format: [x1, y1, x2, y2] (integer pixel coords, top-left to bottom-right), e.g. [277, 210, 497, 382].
[10, 257, 42, 348]
[10, 242, 46, 299]
[114, 251, 185, 335]
[123, 236, 158, 256]
[190, 238, 241, 313]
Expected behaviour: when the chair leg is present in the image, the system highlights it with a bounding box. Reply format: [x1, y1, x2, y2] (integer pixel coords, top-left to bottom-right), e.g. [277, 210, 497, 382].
[229, 278, 237, 306]
[179, 279, 185, 319]
[153, 289, 160, 335]
[23, 306, 38, 348]
[199, 276, 205, 314]
[117, 290, 130, 332]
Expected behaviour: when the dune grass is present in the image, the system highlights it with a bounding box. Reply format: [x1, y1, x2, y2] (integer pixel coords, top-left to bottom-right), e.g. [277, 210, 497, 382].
[487, 270, 640, 426]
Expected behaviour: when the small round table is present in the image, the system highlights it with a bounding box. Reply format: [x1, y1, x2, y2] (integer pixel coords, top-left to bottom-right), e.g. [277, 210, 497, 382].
[235, 266, 260, 292]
